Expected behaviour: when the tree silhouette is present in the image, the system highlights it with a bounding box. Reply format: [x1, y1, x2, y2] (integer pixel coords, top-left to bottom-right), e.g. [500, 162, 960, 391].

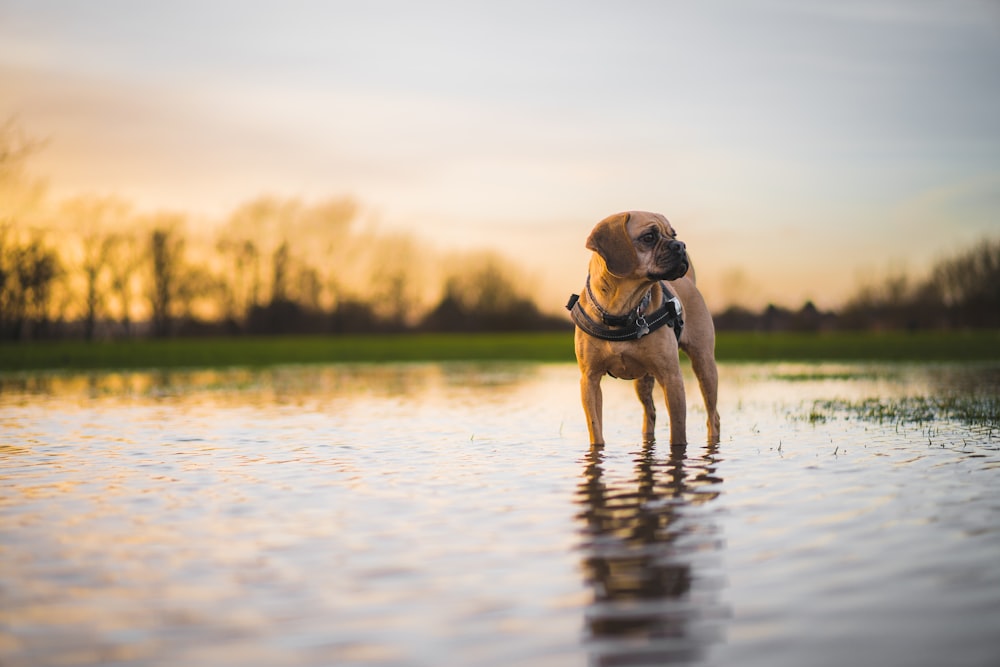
[148, 219, 185, 337]
[106, 230, 143, 337]
[0, 232, 60, 340]
[62, 196, 131, 340]
[2, 118, 997, 340]
[933, 239, 1000, 328]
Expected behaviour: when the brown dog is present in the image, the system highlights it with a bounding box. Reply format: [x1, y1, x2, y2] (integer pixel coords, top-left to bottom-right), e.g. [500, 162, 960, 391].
[569, 211, 720, 446]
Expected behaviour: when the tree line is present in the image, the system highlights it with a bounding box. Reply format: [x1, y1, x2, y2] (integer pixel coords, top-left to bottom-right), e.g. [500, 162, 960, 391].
[1, 123, 567, 341]
[2, 122, 997, 340]
[0, 197, 567, 340]
[713, 237, 1000, 332]
[7, 204, 995, 340]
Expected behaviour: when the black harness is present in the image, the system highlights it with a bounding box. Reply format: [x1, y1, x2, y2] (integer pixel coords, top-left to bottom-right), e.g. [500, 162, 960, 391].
[566, 277, 684, 342]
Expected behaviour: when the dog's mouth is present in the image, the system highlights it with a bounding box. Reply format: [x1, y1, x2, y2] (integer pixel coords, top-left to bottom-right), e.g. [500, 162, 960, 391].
[649, 262, 687, 281]
[649, 249, 689, 281]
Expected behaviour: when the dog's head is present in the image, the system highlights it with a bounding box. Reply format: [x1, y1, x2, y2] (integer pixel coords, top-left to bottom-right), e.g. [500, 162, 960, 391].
[586, 211, 689, 281]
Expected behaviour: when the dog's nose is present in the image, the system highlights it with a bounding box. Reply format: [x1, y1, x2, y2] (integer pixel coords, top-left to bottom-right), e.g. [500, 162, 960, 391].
[669, 240, 686, 253]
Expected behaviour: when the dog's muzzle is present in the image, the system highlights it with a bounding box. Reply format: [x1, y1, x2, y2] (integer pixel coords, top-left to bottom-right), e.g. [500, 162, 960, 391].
[650, 240, 689, 281]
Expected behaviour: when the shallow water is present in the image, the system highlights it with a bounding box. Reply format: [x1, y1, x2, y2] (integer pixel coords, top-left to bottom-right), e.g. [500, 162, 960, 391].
[1, 362, 999, 667]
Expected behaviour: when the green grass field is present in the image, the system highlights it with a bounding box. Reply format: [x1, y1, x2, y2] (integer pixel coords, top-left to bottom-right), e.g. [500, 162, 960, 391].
[1, 330, 998, 372]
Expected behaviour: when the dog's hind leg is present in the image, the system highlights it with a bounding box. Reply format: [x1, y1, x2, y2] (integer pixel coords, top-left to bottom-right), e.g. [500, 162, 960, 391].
[687, 347, 721, 443]
[673, 274, 719, 444]
[655, 365, 687, 446]
[635, 375, 656, 443]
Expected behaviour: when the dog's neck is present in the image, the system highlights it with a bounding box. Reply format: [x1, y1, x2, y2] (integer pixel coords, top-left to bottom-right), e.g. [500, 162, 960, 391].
[584, 256, 657, 318]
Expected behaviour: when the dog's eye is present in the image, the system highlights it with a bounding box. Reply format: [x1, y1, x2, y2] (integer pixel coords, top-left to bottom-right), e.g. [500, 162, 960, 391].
[639, 231, 658, 246]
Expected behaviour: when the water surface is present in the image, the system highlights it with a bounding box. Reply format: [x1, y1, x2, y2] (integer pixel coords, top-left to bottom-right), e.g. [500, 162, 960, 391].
[2, 362, 998, 666]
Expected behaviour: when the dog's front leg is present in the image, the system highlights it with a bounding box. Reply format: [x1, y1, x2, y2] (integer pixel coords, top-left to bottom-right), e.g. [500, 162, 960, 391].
[580, 372, 605, 446]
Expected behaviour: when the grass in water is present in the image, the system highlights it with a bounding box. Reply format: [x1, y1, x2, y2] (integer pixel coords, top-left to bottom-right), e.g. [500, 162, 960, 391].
[809, 395, 1000, 428]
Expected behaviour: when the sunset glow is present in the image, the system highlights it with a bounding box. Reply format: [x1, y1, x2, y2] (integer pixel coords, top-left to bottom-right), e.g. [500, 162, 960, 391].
[2, 0, 998, 312]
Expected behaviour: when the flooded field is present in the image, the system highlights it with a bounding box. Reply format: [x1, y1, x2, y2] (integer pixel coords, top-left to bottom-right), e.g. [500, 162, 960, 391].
[2, 361, 999, 667]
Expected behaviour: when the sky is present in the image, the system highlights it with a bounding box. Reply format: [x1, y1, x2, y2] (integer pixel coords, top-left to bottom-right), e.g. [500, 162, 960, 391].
[2, 0, 999, 311]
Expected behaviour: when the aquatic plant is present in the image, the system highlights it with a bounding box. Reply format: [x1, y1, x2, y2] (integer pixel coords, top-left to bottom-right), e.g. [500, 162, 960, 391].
[809, 395, 1000, 428]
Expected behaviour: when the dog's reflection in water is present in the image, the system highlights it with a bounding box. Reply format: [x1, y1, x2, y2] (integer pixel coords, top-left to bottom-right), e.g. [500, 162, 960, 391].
[577, 442, 727, 666]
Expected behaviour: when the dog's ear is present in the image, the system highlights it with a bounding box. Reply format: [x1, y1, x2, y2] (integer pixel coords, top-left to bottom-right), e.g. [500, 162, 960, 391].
[586, 212, 637, 277]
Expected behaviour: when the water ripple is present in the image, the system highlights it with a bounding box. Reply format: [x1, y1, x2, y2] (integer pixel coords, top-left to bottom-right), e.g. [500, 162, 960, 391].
[1, 362, 998, 666]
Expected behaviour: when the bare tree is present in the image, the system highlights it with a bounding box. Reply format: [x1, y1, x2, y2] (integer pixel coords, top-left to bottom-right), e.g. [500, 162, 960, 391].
[932, 238, 1000, 327]
[175, 263, 219, 326]
[148, 217, 186, 337]
[22, 239, 60, 338]
[0, 231, 61, 340]
[106, 230, 144, 337]
[217, 195, 360, 326]
[421, 251, 547, 331]
[61, 196, 132, 339]
[367, 232, 426, 328]
[297, 266, 322, 311]
[0, 120, 57, 339]
[272, 241, 290, 304]
[217, 237, 261, 323]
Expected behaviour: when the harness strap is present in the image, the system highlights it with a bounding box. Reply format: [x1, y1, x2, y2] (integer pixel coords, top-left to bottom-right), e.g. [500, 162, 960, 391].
[584, 275, 651, 327]
[566, 281, 684, 342]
